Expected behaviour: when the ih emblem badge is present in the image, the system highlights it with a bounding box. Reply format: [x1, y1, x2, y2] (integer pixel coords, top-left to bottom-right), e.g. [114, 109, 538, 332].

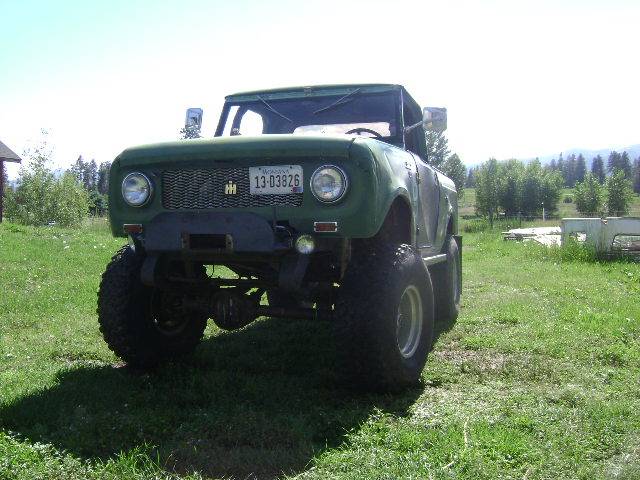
[224, 180, 237, 195]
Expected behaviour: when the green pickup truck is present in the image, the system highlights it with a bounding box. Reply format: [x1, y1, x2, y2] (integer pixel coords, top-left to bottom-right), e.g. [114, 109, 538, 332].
[98, 84, 461, 391]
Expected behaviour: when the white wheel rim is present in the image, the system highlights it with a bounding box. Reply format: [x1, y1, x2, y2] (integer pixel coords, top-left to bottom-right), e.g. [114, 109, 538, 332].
[396, 285, 423, 358]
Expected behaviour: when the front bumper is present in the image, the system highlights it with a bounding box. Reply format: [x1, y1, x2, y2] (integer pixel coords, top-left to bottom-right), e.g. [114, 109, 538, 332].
[140, 211, 290, 254]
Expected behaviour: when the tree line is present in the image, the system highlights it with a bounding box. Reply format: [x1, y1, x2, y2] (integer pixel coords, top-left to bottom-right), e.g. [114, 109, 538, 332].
[469, 151, 638, 225]
[467, 150, 640, 193]
[472, 158, 563, 226]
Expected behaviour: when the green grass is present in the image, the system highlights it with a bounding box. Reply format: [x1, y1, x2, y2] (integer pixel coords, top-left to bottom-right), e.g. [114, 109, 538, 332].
[1, 220, 639, 479]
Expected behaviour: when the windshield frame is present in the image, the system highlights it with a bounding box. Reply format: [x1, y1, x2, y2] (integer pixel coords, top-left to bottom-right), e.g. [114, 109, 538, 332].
[214, 87, 405, 147]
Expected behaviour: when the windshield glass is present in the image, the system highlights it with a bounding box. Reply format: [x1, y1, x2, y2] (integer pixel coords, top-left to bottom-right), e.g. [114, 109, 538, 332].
[217, 91, 399, 141]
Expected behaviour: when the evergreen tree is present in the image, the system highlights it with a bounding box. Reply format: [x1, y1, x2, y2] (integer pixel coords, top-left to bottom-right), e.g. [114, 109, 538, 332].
[605, 170, 633, 216]
[97, 161, 111, 195]
[69, 155, 86, 185]
[556, 154, 565, 184]
[591, 155, 605, 184]
[475, 158, 500, 226]
[574, 154, 586, 184]
[549, 159, 557, 171]
[465, 167, 477, 188]
[574, 173, 603, 215]
[619, 151, 633, 179]
[425, 130, 450, 169]
[607, 151, 621, 173]
[564, 154, 576, 187]
[441, 153, 466, 198]
[633, 158, 640, 194]
[83, 159, 98, 191]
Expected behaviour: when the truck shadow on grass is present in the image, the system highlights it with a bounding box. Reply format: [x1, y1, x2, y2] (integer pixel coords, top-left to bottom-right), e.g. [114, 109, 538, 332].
[1, 316, 432, 479]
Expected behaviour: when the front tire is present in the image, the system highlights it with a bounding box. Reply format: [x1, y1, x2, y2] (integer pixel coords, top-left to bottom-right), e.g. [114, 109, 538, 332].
[97, 246, 208, 367]
[334, 244, 434, 391]
[432, 236, 461, 322]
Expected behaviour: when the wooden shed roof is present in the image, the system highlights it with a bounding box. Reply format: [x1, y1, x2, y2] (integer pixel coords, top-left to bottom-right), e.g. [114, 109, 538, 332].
[0, 140, 21, 163]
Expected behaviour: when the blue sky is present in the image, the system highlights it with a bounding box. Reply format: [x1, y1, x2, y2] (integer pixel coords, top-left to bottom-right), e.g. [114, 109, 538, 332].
[1, 0, 639, 177]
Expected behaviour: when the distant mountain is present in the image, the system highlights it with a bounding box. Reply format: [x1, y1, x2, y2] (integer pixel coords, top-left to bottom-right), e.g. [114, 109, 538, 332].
[526, 144, 640, 166]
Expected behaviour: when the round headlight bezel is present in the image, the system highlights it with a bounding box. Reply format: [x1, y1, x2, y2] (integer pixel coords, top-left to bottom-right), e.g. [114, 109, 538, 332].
[310, 165, 348, 204]
[122, 172, 153, 207]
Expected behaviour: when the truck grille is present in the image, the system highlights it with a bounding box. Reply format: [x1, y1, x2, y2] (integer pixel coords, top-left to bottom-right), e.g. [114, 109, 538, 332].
[161, 168, 303, 209]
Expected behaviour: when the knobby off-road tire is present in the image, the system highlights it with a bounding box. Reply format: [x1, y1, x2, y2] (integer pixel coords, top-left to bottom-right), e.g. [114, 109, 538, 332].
[432, 236, 461, 323]
[334, 244, 435, 392]
[97, 246, 208, 368]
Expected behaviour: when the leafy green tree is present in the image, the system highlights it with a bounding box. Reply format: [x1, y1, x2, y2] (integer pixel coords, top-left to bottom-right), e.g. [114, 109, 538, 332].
[633, 158, 640, 194]
[521, 160, 543, 215]
[441, 153, 466, 198]
[591, 155, 605, 183]
[574, 173, 603, 215]
[604, 170, 633, 216]
[6, 138, 88, 227]
[497, 159, 524, 216]
[574, 154, 586, 184]
[540, 169, 563, 215]
[425, 130, 450, 169]
[475, 158, 500, 226]
[179, 125, 202, 139]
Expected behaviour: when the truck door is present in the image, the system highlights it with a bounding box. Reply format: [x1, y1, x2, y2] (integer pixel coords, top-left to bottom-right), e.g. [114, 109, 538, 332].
[413, 154, 440, 252]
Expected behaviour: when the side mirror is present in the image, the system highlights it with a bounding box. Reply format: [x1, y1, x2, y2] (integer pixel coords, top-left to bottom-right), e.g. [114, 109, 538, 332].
[185, 108, 203, 129]
[423, 107, 447, 132]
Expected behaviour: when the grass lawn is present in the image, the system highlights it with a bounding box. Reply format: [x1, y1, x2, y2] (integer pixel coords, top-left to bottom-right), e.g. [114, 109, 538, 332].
[1, 219, 639, 479]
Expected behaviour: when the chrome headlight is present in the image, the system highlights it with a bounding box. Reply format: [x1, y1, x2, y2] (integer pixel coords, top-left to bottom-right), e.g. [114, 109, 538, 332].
[310, 165, 348, 203]
[122, 172, 152, 207]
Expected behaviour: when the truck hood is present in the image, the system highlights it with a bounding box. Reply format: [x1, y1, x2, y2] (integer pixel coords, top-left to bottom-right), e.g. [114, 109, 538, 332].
[116, 134, 358, 167]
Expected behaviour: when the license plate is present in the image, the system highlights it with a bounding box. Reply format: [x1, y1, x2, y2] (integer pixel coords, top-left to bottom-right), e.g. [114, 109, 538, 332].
[249, 165, 303, 195]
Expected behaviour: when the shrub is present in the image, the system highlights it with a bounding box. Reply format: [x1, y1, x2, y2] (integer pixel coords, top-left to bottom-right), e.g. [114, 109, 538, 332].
[88, 190, 108, 216]
[605, 169, 633, 216]
[7, 170, 88, 227]
[574, 173, 603, 216]
[5, 137, 88, 227]
[563, 196, 573, 203]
